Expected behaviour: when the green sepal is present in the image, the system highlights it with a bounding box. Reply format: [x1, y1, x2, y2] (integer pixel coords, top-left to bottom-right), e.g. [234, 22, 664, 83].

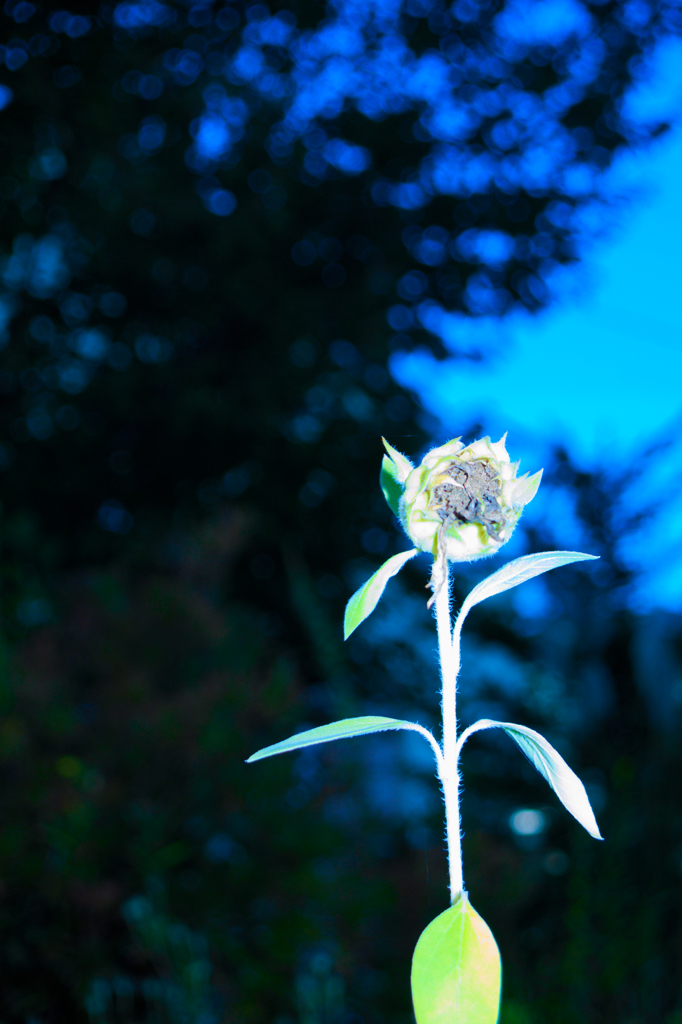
[343, 548, 418, 639]
[411, 893, 501, 1024]
[512, 468, 543, 506]
[381, 437, 413, 482]
[380, 454, 404, 518]
[380, 439, 413, 517]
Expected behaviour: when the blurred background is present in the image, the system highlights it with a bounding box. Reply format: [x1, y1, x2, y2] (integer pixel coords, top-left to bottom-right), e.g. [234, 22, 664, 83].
[1, 0, 682, 1021]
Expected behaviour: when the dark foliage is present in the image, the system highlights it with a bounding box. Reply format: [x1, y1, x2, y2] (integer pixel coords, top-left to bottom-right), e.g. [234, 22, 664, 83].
[0, 0, 681, 1021]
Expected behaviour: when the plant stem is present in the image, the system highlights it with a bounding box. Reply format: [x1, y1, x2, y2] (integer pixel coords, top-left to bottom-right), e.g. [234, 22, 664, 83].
[435, 565, 463, 903]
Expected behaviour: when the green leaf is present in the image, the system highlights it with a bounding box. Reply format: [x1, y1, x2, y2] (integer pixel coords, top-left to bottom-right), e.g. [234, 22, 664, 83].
[458, 551, 598, 625]
[247, 715, 432, 763]
[343, 548, 418, 639]
[457, 719, 602, 840]
[411, 893, 501, 1024]
[380, 454, 404, 518]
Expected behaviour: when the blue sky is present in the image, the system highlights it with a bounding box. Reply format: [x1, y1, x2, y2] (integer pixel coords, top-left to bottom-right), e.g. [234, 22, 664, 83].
[393, 37, 682, 610]
[394, 129, 682, 464]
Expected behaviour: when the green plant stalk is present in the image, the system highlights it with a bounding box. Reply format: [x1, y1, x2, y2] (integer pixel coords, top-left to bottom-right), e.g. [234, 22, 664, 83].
[249, 433, 602, 1024]
[252, 572, 600, 1024]
[435, 565, 464, 904]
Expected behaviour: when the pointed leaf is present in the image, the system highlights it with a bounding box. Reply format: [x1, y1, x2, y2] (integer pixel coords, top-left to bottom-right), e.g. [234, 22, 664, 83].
[411, 894, 501, 1024]
[381, 437, 413, 482]
[459, 551, 598, 624]
[380, 454, 404, 518]
[344, 548, 418, 639]
[512, 468, 543, 507]
[458, 719, 602, 839]
[247, 715, 431, 762]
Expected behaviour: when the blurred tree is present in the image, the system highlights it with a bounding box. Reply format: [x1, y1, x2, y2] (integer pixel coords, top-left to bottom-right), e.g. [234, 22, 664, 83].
[0, 0, 679, 600]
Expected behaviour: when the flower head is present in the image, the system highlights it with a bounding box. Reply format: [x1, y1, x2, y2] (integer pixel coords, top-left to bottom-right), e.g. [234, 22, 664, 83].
[381, 434, 542, 564]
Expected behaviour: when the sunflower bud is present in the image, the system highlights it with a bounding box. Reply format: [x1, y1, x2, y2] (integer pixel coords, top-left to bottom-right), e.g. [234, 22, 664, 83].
[381, 435, 542, 564]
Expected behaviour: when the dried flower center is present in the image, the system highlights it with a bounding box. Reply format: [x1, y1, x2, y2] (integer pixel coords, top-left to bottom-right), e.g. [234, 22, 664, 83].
[431, 458, 505, 539]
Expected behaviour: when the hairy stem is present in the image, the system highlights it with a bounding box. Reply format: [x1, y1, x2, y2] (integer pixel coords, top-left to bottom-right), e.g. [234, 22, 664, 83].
[435, 566, 463, 902]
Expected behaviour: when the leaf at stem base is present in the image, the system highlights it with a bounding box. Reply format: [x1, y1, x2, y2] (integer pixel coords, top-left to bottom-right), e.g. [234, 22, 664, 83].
[411, 894, 501, 1024]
